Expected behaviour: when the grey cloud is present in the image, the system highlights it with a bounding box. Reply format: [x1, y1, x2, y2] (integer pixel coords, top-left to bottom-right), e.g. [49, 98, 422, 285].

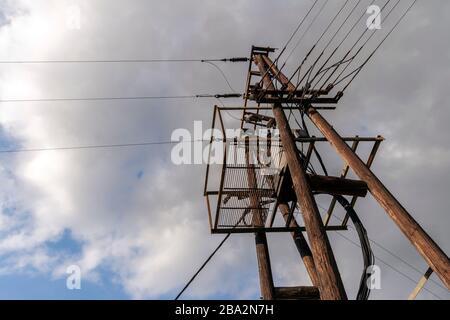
[0, 0, 448, 299]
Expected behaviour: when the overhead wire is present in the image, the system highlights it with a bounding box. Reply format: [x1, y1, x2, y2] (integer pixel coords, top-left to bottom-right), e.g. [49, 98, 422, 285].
[298, 104, 443, 299]
[326, 205, 448, 293]
[1, 0, 432, 300]
[0, 93, 242, 103]
[326, 0, 400, 89]
[284, 0, 330, 87]
[0, 139, 211, 154]
[175, 210, 252, 300]
[308, 0, 392, 91]
[175, 232, 232, 300]
[309, 0, 376, 90]
[335, 195, 374, 300]
[291, 0, 387, 92]
[256, 0, 322, 93]
[281, 0, 330, 76]
[340, 0, 418, 92]
[273, 0, 322, 65]
[290, 0, 352, 91]
[334, 230, 443, 300]
[316, 203, 445, 299]
[0, 56, 242, 103]
[0, 57, 249, 64]
[202, 61, 237, 92]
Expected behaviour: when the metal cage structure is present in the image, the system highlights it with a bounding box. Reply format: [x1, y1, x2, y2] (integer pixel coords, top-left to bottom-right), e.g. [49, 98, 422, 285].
[204, 106, 384, 234]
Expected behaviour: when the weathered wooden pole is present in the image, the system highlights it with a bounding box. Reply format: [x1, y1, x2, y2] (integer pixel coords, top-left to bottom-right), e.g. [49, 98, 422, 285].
[254, 54, 347, 300]
[307, 108, 450, 290]
[245, 138, 275, 300]
[278, 202, 320, 288]
[408, 267, 433, 300]
[263, 54, 450, 289]
[254, 232, 274, 300]
[274, 286, 320, 300]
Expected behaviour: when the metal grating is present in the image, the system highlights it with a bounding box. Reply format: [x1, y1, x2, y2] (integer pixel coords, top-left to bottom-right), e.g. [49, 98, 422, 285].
[216, 138, 284, 229]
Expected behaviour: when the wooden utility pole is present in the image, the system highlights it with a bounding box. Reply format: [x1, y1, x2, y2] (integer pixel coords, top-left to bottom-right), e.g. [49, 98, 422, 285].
[408, 268, 433, 300]
[278, 202, 319, 287]
[245, 138, 275, 300]
[204, 45, 450, 300]
[263, 55, 450, 290]
[307, 108, 450, 290]
[254, 54, 347, 300]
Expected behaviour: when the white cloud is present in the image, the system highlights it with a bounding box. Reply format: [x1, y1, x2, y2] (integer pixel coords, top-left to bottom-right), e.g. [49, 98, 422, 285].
[0, 0, 449, 300]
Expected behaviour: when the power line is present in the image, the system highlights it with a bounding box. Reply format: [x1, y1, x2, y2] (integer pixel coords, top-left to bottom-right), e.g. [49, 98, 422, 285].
[335, 195, 374, 300]
[341, 0, 418, 92]
[294, 0, 387, 91]
[278, 0, 322, 62]
[0, 57, 242, 103]
[256, 0, 321, 91]
[0, 57, 249, 64]
[299, 119, 445, 299]
[313, 0, 352, 51]
[290, 0, 352, 87]
[334, 230, 443, 300]
[324, 205, 448, 293]
[202, 61, 236, 92]
[0, 93, 242, 103]
[283, 0, 330, 81]
[309, 0, 373, 90]
[173, 203, 445, 300]
[175, 233, 231, 300]
[175, 210, 251, 300]
[369, 240, 447, 292]
[327, 0, 398, 88]
[0, 95, 195, 103]
[316, 203, 445, 299]
[0, 139, 210, 154]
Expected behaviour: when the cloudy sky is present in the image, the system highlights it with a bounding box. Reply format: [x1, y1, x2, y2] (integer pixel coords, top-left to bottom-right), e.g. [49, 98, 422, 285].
[0, 0, 449, 300]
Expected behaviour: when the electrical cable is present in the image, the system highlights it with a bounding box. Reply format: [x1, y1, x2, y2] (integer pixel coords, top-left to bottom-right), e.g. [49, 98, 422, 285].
[327, 0, 399, 89]
[256, 0, 321, 92]
[340, 0, 418, 92]
[275, 0, 322, 63]
[309, 0, 374, 89]
[175, 209, 251, 300]
[175, 233, 232, 300]
[0, 57, 249, 64]
[333, 230, 443, 300]
[316, 203, 445, 299]
[300, 114, 441, 299]
[335, 195, 374, 300]
[203, 61, 236, 92]
[0, 139, 211, 154]
[0, 93, 242, 103]
[325, 206, 448, 293]
[281, 0, 330, 74]
[292, 0, 352, 88]
[291, 0, 385, 92]
[311, 0, 393, 91]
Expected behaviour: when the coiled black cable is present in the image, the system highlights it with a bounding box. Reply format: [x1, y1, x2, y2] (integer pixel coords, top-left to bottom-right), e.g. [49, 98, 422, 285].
[335, 195, 374, 300]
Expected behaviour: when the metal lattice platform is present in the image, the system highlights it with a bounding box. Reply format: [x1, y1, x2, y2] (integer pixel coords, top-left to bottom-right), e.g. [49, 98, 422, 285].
[204, 106, 383, 234]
